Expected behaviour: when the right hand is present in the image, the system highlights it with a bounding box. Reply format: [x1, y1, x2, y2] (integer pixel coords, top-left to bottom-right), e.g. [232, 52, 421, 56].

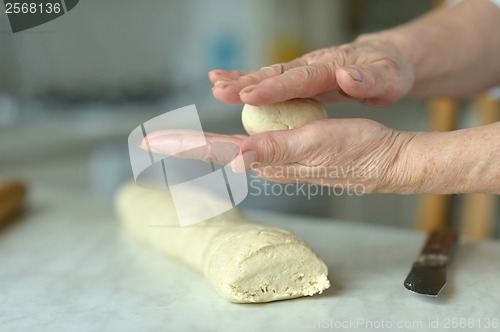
[143, 118, 419, 194]
[209, 33, 415, 107]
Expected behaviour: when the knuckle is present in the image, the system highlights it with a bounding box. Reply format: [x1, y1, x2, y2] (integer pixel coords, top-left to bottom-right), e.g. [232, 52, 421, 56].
[262, 63, 286, 75]
[380, 57, 401, 73]
[279, 68, 310, 97]
[289, 65, 317, 82]
[332, 45, 353, 66]
[290, 64, 334, 96]
[302, 65, 316, 80]
[259, 134, 284, 165]
[306, 45, 348, 70]
[271, 63, 287, 74]
[304, 47, 336, 64]
[338, 43, 355, 55]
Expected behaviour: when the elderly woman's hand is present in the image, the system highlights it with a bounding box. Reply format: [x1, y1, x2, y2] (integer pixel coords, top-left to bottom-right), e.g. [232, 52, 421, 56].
[144, 120, 500, 194]
[144, 118, 418, 194]
[209, 34, 415, 107]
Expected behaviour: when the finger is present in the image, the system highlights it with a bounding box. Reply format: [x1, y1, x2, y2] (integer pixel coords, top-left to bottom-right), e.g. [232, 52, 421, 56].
[232, 59, 305, 90]
[143, 130, 246, 144]
[239, 62, 337, 105]
[336, 61, 410, 106]
[212, 59, 306, 104]
[142, 129, 205, 145]
[145, 132, 245, 154]
[144, 131, 246, 166]
[239, 126, 314, 169]
[144, 132, 205, 155]
[208, 70, 253, 84]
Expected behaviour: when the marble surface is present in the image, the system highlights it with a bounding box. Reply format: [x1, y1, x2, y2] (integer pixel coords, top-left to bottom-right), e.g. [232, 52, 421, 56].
[1, 185, 499, 332]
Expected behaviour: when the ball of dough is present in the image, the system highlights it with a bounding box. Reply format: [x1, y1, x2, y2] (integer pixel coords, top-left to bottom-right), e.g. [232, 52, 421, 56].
[242, 98, 327, 135]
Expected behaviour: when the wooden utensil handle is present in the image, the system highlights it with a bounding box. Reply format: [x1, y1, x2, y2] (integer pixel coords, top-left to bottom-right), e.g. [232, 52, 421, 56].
[0, 181, 27, 226]
[421, 227, 458, 257]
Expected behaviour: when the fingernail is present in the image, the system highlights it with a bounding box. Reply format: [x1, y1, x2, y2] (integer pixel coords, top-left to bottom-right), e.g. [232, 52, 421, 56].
[140, 135, 156, 149]
[209, 69, 223, 76]
[213, 79, 230, 89]
[239, 85, 257, 96]
[345, 67, 363, 82]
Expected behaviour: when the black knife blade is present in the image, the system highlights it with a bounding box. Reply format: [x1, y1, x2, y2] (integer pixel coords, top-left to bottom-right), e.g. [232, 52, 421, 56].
[404, 227, 458, 296]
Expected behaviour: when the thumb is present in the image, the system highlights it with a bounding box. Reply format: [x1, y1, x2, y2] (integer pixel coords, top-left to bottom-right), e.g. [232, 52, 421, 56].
[238, 129, 308, 170]
[337, 63, 409, 106]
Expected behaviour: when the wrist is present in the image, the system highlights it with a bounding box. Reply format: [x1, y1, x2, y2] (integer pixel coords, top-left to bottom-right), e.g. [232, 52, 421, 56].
[391, 126, 500, 194]
[389, 131, 449, 194]
[374, 130, 424, 194]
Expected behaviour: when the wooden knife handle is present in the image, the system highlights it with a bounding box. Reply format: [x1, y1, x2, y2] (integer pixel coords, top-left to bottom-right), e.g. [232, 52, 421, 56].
[420, 227, 458, 257]
[0, 181, 27, 227]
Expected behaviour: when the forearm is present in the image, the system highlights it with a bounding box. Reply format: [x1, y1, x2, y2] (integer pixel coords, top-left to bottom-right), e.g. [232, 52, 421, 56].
[392, 122, 500, 194]
[367, 0, 500, 98]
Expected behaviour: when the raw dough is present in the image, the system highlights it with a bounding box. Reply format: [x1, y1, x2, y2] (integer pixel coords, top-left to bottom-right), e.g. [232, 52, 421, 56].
[115, 183, 330, 303]
[242, 98, 327, 135]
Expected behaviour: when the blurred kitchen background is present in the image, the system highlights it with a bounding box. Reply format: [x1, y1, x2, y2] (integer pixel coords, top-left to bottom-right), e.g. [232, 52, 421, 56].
[1, 0, 498, 231]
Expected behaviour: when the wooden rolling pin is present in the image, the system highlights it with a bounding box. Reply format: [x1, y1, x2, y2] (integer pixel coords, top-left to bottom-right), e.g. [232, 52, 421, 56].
[0, 181, 27, 228]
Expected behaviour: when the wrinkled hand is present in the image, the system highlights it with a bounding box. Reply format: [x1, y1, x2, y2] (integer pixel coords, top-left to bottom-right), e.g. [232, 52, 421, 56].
[209, 34, 415, 107]
[144, 119, 417, 194]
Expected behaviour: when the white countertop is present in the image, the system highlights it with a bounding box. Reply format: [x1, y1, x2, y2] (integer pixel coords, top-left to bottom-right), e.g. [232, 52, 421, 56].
[1, 184, 499, 332]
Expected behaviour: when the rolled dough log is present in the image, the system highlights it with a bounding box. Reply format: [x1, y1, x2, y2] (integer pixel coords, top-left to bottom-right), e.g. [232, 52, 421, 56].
[242, 98, 327, 135]
[115, 183, 330, 303]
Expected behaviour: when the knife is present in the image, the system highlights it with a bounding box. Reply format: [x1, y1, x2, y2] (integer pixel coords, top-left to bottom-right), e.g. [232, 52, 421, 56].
[404, 227, 458, 296]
